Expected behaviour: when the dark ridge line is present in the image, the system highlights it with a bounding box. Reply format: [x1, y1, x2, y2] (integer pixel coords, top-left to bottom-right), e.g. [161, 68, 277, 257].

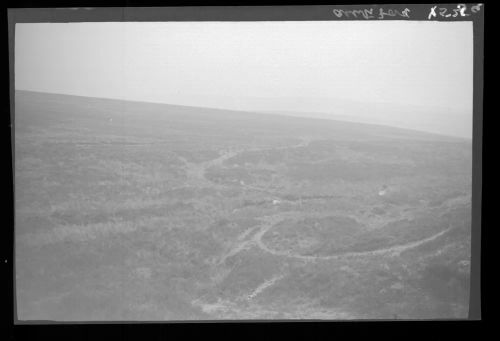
[15, 89, 468, 141]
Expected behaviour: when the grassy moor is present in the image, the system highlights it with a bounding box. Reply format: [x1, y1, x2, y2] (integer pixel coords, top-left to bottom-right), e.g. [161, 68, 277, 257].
[15, 90, 472, 320]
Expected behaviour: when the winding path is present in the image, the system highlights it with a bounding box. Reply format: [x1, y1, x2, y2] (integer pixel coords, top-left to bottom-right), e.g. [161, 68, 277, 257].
[197, 137, 466, 263]
[218, 207, 458, 264]
[179, 136, 312, 187]
[254, 217, 454, 260]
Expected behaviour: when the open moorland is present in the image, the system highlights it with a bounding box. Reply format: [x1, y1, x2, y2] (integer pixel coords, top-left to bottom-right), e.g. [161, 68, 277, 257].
[15, 90, 472, 320]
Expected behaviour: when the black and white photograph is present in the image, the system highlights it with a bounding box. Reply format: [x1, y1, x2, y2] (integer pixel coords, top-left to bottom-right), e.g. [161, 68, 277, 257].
[11, 5, 481, 321]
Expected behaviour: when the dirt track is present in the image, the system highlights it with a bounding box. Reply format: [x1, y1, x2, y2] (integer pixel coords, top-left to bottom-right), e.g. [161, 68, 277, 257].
[218, 208, 457, 264]
[254, 216, 453, 260]
[204, 139, 464, 262]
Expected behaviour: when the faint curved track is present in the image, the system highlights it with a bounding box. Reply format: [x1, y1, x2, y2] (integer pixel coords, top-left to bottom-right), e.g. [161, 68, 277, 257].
[220, 200, 461, 263]
[255, 220, 454, 261]
[204, 138, 467, 263]
[180, 136, 312, 186]
[252, 195, 468, 261]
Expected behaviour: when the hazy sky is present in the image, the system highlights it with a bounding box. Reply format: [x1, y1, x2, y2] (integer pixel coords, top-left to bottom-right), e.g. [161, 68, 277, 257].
[15, 21, 473, 137]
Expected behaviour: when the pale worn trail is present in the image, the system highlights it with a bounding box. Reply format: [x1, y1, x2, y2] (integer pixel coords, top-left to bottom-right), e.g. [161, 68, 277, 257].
[195, 137, 463, 262]
[254, 218, 453, 261]
[190, 138, 466, 317]
[217, 211, 456, 264]
[179, 136, 312, 187]
[246, 274, 285, 300]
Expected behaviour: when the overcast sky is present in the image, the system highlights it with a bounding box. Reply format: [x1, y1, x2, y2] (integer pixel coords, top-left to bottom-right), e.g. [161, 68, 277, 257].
[15, 21, 473, 138]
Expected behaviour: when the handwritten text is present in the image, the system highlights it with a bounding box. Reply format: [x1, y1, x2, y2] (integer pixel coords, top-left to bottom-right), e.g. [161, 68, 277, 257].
[332, 7, 411, 20]
[428, 3, 482, 19]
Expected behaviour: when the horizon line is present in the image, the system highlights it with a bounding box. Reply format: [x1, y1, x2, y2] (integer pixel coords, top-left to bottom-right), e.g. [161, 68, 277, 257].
[14, 88, 472, 141]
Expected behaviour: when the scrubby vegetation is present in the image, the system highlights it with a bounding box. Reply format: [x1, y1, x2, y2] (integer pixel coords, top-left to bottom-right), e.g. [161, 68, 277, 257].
[15, 91, 472, 320]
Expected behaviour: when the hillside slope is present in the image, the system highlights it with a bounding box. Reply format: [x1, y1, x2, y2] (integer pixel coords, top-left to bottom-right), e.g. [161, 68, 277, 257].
[14, 90, 472, 320]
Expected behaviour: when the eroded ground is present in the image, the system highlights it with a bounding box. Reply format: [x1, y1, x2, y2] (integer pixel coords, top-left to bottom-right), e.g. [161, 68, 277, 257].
[15, 91, 472, 320]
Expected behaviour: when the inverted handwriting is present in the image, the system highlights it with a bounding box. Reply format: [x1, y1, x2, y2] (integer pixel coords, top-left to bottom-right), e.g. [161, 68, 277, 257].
[428, 3, 482, 19]
[332, 8, 375, 19]
[377, 8, 411, 19]
[333, 7, 410, 20]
